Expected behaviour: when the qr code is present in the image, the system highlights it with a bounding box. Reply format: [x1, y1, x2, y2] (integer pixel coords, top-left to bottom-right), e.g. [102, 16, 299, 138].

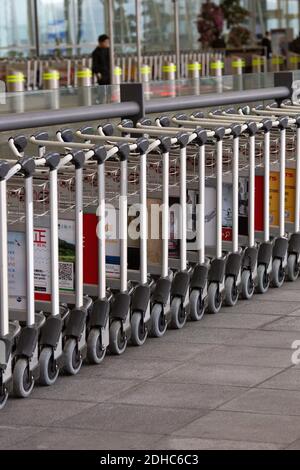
[59, 262, 74, 290]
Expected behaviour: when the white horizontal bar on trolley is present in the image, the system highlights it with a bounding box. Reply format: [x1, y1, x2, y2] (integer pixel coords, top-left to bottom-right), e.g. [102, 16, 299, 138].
[76, 129, 161, 152]
[209, 111, 285, 129]
[113, 124, 180, 146]
[30, 135, 124, 163]
[259, 105, 300, 119]
[136, 122, 214, 142]
[172, 114, 246, 131]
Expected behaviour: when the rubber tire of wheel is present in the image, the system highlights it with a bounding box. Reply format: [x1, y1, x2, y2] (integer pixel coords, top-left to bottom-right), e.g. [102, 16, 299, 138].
[225, 276, 239, 307]
[170, 297, 187, 329]
[131, 312, 148, 347]
[207, 283, 222, 314]
[13, 358, 35, 398]
[150, 304, 167, 338]
[39, 347, 59, 386]
[109, 321, 127, 356]
[256, 264, 270, 294]
[63, 338, 82, 376]
[271, 258, 285, 288]
[241, 270, 255, 300]
[0, 388, 8, 410]
[287, 254, 299, 282]
[87, 328, 106, 365]
[189, 290, 205, 321]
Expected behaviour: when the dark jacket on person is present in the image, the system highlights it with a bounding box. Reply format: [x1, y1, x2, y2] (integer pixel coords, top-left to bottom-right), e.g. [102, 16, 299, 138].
[92, 47, 111, 85]
[262, 37, 272, 59]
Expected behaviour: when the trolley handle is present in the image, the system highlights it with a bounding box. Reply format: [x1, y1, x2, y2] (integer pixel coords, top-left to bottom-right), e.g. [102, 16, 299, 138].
[138, 118, 214, 142]
[261, 119, 273, 133]
[156, 115, 174, 127]
[70, 150, 85, 169]
[57, 129, 74, 143]
[100, 123, 115, 137]
[18, 156, 36, 177]
[78, 126, 95, 140]
[277, 116, 289, 130]
[92, 146, 107, 165]
[209, 109, 223, 117]
[116, 142, 130, 161]
[136, 137, 150, 155]
[138, 117, 153, 127]
[31, 133, 95, 152]
[245, 121, 258, 137]
[0, 160, 16, 181]
[230, 124, 242, 138]
[190, 111, 205, 119]
[44, 152, 61, 171]
[8, 135, 28, 158]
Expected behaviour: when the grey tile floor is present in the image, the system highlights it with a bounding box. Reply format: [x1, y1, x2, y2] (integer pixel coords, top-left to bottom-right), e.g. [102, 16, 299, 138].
[2, 279, 300, 450]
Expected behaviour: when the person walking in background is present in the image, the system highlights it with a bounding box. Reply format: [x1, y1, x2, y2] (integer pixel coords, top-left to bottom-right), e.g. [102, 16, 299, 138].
[92, 34, 111, 85]
[262, 31, 272, 59]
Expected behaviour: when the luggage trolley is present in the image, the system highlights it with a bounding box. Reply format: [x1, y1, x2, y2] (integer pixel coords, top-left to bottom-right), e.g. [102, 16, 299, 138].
[79, 122, 194, 330]
[77, 126, 178, 337]
[1, 156, 47, 399]
[185, 111, 283, 297]
[143, 115, 248, 311]
[253, 103, 300, 282]
[137, 116, 211, 319]
[29, 134, 107, 374]
[115, 119, 229, 316]
[188, 112, 274, 295]
[8, 136, 72, 385]
[147, 114, 250, 308]
[220, 108, 291, 288]
[0, 161, 23, 408]
[111, 122, 192, 328]
[75, 125, 187, 340]
[205, 110, 275, 294]
[31, 131, 136, 359]
[56, 130, 135, 354]
[58, 128, 160, 349]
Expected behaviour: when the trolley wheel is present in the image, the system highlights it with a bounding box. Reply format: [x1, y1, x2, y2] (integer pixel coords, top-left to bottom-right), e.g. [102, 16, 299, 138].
[225, 276, 239, 307]
[150, 304, 167, 338]
[287, 254, 299, 282]
[271, 258, 285, 288]
[87, 328, 106, 365]
[131, 312, 148, 347]
[241, 270, 255, 300]
[256, 264, 270, 294]
[189, 290, 205, 321]
[207, 283, 222, 314]
[63, 338, 82, 376]
[39, 347, 59, 386]
[0, 387, 8, 410]
[13, 358, 34, 398]
[109, 321, 127, 356]
[170, 297, 187, 329]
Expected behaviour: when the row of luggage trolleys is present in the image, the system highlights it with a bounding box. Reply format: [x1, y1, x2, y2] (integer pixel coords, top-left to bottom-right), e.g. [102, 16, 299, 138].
[1, 99, 300, 409]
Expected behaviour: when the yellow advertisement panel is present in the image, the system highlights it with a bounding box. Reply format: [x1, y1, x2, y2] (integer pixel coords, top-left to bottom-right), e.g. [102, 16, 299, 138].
[270, 169, 295, 226]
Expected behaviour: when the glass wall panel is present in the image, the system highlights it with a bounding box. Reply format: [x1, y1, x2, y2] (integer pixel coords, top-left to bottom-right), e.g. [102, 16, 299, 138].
[0, 0, 33, 57]
[141, 0, 174, 54]
[38, 0, 106, 56]
[38, 0, 70, 55]
[74, 0, 107, 54]
[1, 0, 300, 59]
